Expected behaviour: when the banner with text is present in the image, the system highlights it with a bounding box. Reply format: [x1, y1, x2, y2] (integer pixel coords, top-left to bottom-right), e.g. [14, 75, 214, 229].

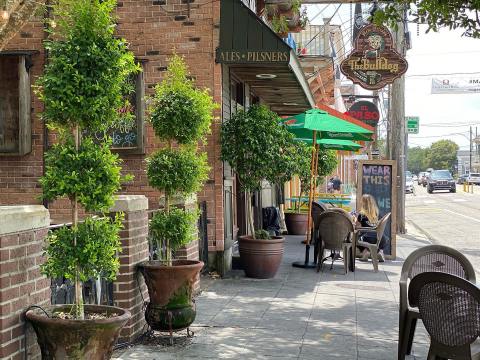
[431, 77, 480, 94]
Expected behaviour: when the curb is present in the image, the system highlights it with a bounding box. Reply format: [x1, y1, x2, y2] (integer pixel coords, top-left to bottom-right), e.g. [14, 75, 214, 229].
[405, 218, 437, 245]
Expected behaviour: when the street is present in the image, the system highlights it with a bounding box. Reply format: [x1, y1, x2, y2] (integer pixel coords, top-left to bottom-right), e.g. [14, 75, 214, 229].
[406, 183, 480, 274]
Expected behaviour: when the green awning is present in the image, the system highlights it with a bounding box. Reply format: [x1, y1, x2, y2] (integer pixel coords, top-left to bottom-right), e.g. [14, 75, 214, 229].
[280, 108, 373, 141]
[216, 0, 315, 115]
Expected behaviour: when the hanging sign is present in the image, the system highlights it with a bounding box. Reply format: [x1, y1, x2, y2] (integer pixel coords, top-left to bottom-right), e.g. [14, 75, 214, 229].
[340, 24, 408, 90]
[345, 101, 380, 128]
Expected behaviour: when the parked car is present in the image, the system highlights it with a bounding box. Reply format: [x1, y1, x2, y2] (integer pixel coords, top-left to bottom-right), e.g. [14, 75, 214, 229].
[427, 170, 456, 193]
[457, 174, 469, 184]
[418, 172, 428, 186]
[467, 172, 480, 185]
[405, 176, 414, 194]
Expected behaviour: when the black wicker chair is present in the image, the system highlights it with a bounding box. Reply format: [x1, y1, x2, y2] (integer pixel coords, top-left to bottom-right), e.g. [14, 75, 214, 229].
[315, 210, 354, 274]
[409, 272, 480, 360]
[398, 245, 477, 360]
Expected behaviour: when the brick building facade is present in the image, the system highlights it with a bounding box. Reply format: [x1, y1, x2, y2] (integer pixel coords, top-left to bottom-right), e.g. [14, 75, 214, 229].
[0, 0, 316, 274]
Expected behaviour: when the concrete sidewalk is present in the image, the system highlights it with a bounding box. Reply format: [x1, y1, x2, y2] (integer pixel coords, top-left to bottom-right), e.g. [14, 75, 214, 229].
[113, 224, 432, 360]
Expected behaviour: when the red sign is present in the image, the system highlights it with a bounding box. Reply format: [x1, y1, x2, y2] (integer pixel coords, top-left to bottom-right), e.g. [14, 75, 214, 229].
[346, 101, 379, 128]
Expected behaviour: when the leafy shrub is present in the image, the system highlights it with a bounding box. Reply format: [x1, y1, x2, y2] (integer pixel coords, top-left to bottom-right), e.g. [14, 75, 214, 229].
[41, 215, 123, 282]
[36, 0, 139, 318]
[146, 148, 210, 196]
[40, 137, 127, 212]
[147, 54, 216, 262]
[149, 54, 216, 144]
[36, 0, 140, 132]
[254, 229, 272, 240]
[150, 208, 200, 253]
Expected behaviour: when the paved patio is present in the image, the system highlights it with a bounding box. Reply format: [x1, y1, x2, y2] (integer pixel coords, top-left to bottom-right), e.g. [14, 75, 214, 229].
[113, 223, 433, 359]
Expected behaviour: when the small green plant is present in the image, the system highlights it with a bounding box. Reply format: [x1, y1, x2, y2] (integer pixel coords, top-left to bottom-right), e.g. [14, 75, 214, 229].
[254, 229, 272, 240]
[150, 208, 200, 254]
[147, 54, 217, 265]
[299, 8, 308, 28]
[42, 216, 124, 282]
[37, 0, 140, 319]
[271, 15, 289, 35]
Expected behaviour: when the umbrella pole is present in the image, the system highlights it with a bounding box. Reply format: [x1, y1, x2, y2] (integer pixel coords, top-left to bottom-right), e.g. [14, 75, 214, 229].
[312, 144, 319, 205]
[292, 130, 317, 269]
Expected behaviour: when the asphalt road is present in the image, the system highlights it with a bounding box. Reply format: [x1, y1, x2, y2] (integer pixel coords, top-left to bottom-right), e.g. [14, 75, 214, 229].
[405, 183, 480, 274]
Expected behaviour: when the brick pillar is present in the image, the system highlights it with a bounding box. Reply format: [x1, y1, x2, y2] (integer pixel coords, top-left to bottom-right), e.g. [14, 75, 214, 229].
[110, 195, 149, 343]
[0, 205, 50, 360]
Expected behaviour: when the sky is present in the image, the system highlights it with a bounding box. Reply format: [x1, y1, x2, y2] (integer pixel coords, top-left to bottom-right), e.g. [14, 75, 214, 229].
[305, 4, 480, 151]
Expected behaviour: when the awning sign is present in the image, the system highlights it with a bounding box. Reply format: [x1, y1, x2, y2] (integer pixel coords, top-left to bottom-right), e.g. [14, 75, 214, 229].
[431, 77, 480, 94]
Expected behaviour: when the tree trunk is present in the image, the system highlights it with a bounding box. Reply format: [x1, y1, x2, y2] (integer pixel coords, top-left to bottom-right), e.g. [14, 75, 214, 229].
[164, 193, 171, 266]
[246, 191, 255, 239]
[73, 126, 84, 320]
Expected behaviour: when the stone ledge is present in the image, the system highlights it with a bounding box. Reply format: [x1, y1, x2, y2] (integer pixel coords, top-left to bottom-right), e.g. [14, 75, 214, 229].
[0, 206, 50, 236]
[110, 195, 149, 213]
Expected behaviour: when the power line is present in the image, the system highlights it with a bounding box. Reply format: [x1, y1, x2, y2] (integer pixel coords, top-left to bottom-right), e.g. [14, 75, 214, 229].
[406, 71, 480, 78]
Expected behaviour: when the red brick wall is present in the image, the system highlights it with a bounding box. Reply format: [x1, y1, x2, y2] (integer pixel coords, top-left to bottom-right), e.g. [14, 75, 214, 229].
[0, 227, 50, 360]
[0, 22, 46, 208]
[0, 0, 226, 253]
[111, 209, 150, 342]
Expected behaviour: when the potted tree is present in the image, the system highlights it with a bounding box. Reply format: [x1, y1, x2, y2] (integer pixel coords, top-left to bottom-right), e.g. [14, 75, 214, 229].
[285, 147, 338, 235]
[138, 54, 216, 333]
[25, 0, 140, 358]
[221, 105, 300, 279]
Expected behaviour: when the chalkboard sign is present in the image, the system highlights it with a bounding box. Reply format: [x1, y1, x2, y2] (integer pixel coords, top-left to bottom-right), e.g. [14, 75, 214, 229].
[357, 160, 397, 258]
[91, 70, 145, 153]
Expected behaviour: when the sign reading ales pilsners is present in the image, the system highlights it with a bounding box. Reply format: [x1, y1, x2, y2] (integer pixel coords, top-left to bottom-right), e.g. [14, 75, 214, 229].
[341, 24, 408, 90]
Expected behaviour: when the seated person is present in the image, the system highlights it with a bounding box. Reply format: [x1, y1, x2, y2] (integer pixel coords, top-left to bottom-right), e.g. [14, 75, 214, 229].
[355, 194, 385, 262]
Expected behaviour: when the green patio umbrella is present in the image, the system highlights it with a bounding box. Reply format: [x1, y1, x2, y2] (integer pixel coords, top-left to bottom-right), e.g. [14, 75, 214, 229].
[283, 108, 372, 269]
[295, 138, 363, 152]
[281, 108, 373, 141]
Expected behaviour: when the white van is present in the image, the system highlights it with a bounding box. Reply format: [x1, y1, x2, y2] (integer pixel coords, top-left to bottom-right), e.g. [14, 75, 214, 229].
[467, 173, 480, 185]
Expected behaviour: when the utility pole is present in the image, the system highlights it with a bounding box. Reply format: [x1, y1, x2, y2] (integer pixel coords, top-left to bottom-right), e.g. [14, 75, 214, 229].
[470, 126, 472, 173]
[390, 7, 406, 234]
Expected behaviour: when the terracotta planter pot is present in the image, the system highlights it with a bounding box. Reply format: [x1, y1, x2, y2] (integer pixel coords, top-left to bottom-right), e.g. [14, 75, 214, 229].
[284, 212, 308, 235]
[26, 304, 130, 360]
[238, 235, 285, 279]
[138, 260, 203, 331]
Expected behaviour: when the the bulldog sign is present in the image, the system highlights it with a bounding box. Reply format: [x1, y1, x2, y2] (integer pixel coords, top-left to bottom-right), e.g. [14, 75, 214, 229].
[341, 24, 408, 90]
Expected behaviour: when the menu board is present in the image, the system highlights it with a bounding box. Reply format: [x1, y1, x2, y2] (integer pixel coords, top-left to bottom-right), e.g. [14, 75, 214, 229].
[357, 160, 397, 258]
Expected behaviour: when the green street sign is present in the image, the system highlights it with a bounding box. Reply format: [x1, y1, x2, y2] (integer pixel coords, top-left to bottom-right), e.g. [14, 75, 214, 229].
[406, 116, 419, 134]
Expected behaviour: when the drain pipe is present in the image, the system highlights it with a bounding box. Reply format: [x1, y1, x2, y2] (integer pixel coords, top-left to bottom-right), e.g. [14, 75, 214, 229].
[41, 0, 51, 210]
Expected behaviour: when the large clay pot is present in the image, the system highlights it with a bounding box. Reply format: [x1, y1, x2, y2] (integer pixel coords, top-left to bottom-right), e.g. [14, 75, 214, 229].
[284, 212, 308, 235]
[138, 260, 203, 331]
[238, 235, 285, 279]
[26, 304, 130, 360]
